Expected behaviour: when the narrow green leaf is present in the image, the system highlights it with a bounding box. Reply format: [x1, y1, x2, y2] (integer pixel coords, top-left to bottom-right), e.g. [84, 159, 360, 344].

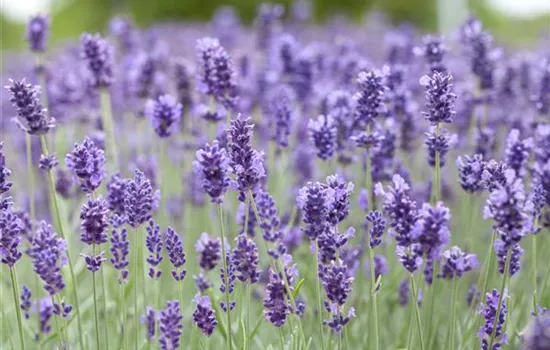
[292, 278, 305, 299]
[249, 316, 263, 341]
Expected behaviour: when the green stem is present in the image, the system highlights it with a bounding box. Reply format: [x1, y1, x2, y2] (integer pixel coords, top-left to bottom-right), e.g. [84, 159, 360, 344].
[314, 243, 326, 350]
[246, 283, 251, 350]
[92, 245, 101, 350]
[25, 134, 35, 225]
[133, 228, 139, 350]
[487, 250, 512, 350]
[277, 327, 285, 349]
[367, 247, 380, 350]
[121, 283, 129, 350]
[10, 267, 26, 350]
[51, 295, 64, 347]
[218, 204, 233, 350]
[101, 263, 109, 349]
[410, 273, 426, 350]
[532, 223, 538, 314]
[99, 88, 119, 171]
[39, 135, 85, 350]
[447, 278, 459, 350]
[434, 123, 441, 204]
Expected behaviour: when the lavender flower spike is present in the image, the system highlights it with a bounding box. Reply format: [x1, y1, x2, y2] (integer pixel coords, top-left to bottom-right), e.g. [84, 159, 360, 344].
[80, 196, 109, 245]
[297, 182, 334, 240]
[505, 129, 533, 177]
[420, 71, 456, 125]
[231, 233, 260, 284]
[80, 33, 114, 88]
[6, 78, 54, 135]
[26, 14, 50, 53]
[1, 204, 23, 267]
[159, 301, 183, 350]
[439, 246, 479, 279]
[146, 220, 163, 280]
[263, 270, 290, 327]
[354, 69, 386, 127]
[110, 227, 129, 282]
[145, 94, 182, 138]
[0, 142, 12, 195]
[165, 227, 187, 281]
[308, 114, 337, 161]
[193, 141, 231, 203]
[195, 232, 222, 271]
[124, 169, 157, 229]
[193, 294, 218, 336]
[66, 137, 106, 193]
[478, 289, 508, 350]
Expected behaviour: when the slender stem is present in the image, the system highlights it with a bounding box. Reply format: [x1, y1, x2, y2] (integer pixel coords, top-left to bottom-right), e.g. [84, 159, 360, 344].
[10, 267, 26, 350]
[532, 224, 538, 314]
[434, 123, 441, 204]
[178, 281, 184, 350]
[92, 245, 101, 350]
[39, 135, 85, 350]
[365, 124, 373, 208]
[25, 134, 35, 224]
[314, 243, 326, 350]
[448, 278, 459, 350]
[51, 295, 64, 347]
[101, 263, 109, 349]
[277, 327, 285, 349]
[246, 282, 251, 350]
[121, 283, 129, 350]
[367, 247, 380, 350]
[99, 88, 119, 171]
[487, 250, 512, 350]
[218, 204, 233, 350]
[133, 228, 139, 350]
[410, 273, 426, 350]
[406, 298, 415, 346]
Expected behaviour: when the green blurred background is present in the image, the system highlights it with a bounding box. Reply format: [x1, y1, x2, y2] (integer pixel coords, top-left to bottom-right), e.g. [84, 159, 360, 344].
[1, 0, 549, 51]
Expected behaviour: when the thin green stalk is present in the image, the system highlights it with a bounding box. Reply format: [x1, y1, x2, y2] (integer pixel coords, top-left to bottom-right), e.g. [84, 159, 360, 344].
[532, 220, 538, 314]
[447, 278, 459, 350]
[434, 123, 441, 204]
[277, 327, 285, 349]
[405, 299, 415, 347]
[246, 283, 251, 350]
[25, 134, 35, 224]
[101, 265, 109, 349]
[218, 204, 233, 350]
[133, 228, 139, 350]
[51, 295, 64, 348]
[99, 88, 119, 171]
[410, 273, 426, 350]
[120, 284, 129, 350]
[314, 243, 326, 350]
[178, 281, 184, 350]
[487, 250, 512, 350]
[367, 247, 380, 350]
[39, 135, 85, 350]
[10, 267, 26, 350]
[92, 245, 101, 350]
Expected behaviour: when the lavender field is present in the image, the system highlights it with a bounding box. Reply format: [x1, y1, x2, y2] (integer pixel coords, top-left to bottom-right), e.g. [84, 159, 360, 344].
[1, 4, 549, 350]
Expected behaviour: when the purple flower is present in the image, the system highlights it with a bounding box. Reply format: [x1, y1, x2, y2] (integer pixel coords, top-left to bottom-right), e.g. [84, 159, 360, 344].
[39, 154, 58, 171]
[124, 169, 157, 229]
[219, 255, 236, 312]
[467, 285, 480, 307]
[534, 59, 550, 115]
[439, 246, 479, 279]
[420, 71, 456, 125]
[266, 84, 295, 148]
[109, 16, 137, 53]
[456, 154, 485, 193]
[227, 115, 265, 196]
[146, 220, 163, 280]
[317, 227, 355, 264]
[263, 270, 290, 327]
[495, 241, 523, 277]
[159, 301, 183, 350]
[326, 174, 354, 226]
[236, 200, 257, 237]
[398, 279, 409, 306]
[110, 227, 129, 283]
[80, 33, 114, 88]
[82, 251, 106, 272]
[481, 160, 508, 192]
[129, 52, 156, 99]
[231, 233, 259, 283]
[193, 273, 212, 292]
[80, 196, 109, 245]
[414, 35, 447, 73]
[523, 311, 550, 350]
[505, 129, 533, 177]
[255, 3, 284, 50]
[53, 301, 72, 318]
[365, 255, 389, 281]
[461, 16, 498, 91]
[375, 174, 418, 247]
[478, 289, 507, 350]
[425, 127, 451, 168]
[195, 232, 222, 271]
[367, 210, 386, 248]
[297, 182, 334, 240]
[20, 285, 32, 319]
[354, 69, 386, 127]
[193, 294, 217, 336]
[165, 227, 186, 281]
[26, 14, 49, 52]
[0, 143, 12, 195]
[396, 245, 423, 273]
[145, 94, 182, 138]
[308, 114, 337, 160]
[0, 204, 23, 267]
[6, 78, 54, 135]
[319, 260, 353, 307]
[196, 37, 238, 110]
[106, 173, 126, 214]
[66, 137, 106, 193]
[256, 188, 283, 243]
[324, 305, 355, 333]
[55, 169, 74, 199]
[193, 141, 231, 203]
[142, 307, 156, 341]
[174, 59, 193, 107]
[29, 221, 67, 295]
[39, 298, 53, 334]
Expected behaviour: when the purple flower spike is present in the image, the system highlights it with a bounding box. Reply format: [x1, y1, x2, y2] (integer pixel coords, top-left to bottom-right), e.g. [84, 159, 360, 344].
[39, 154, 58, 171]
[0, 143, 12, 195]
[263, 270, 290, 327]
[165, 227, 186, 281]
[82, 251, 106, 272]
[456, 154, 485, 193]
[420, 71, 456, 125]
[308, 114, 337, 161]
[1, 203, 23, 267]
[523, 312, 550, 350]
[319, 260, 354, 307]
[439, 246, 479, 279]
[478, 289, 507, 350]
[193, 294, 218, 336]
[367, 210, 386, 248]
[66, 137, 106, 193]
[193, 141, 231, 203]
[145, 94, 182, 138]
[146, 220, 163, 280]
[107, 173, 127, 215]
[124, 169, 157, 229]
[195, 232, 222, 271]
[297, 182, 334, 240]
[505, 129, 533, 177]
[80, 33, 114, 88]
[227, 115, 265, 197]
[6, 78, 54, 135]
[219, 255, 236, 312]
[196, 37, 238, 110]
[266, 85, 295, 148]
[80, 196, 109, 245]
[20, 285, 32, 319]
[110, 227, 129, 283]
[26, 14, 49, 52]
[29, 221, 67, 295]
[159, 301, 183, 350]
[326, 174, 354, 225]
[142, 307, 156, 341]
[414, 35, 447, 73]
[425, 127, 451, 168]
[354, 69, 386, 127]
[534, 59, 550, 115]
[231, 233, 260, 284]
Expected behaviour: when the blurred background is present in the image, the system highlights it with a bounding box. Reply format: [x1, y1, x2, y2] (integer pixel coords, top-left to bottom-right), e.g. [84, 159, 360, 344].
[1, 0, 549, 51]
